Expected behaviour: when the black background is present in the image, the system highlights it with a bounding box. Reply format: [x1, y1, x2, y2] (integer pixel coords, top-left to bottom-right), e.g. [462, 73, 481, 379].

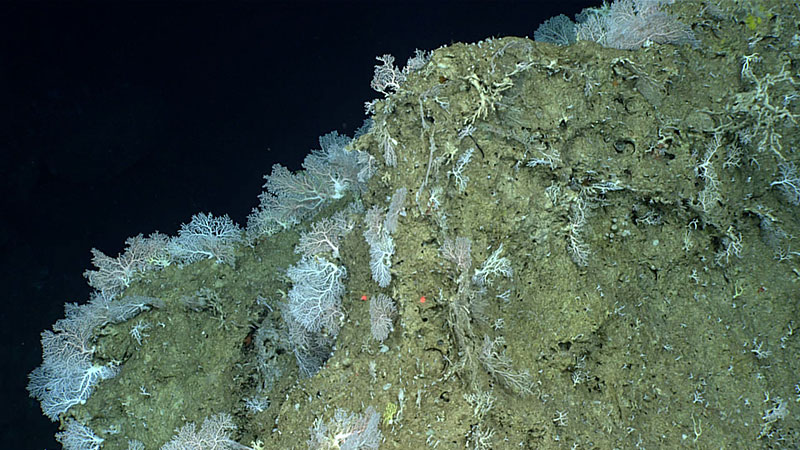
[0, 1, 599, 447]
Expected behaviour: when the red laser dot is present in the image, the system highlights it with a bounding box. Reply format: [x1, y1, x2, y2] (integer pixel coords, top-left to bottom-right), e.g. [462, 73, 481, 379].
[361, 295, 368, 301]
[420, 296, 426, 303]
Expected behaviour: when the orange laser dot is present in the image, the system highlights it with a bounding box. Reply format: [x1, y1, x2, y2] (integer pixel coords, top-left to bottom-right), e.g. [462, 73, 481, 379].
[420, 296, 426, 303]
[361, 295, 368, 301]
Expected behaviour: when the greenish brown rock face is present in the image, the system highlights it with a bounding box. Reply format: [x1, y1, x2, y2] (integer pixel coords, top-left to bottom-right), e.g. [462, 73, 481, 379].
[39, 1, 800, 448]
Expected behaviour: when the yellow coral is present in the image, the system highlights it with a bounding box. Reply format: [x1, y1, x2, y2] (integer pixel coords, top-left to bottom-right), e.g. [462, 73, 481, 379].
[745, 14, 761, 31]
[383, 402, 397, 426]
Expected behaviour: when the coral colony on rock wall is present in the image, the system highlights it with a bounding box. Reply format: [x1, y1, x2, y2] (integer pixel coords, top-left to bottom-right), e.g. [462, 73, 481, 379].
[29, 1, 800, 448]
